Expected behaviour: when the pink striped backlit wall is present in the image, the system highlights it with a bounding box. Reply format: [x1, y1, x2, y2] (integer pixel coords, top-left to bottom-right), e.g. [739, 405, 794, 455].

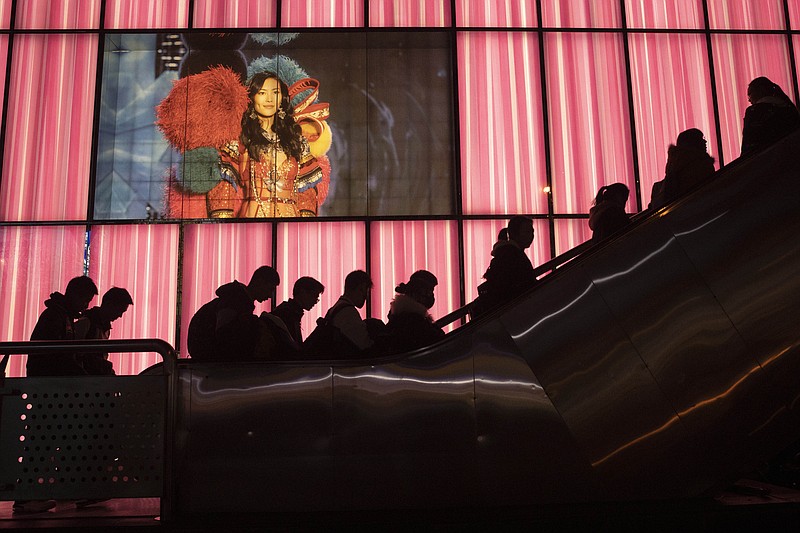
[1, 0, 799, 376]
[192, 0, 277, 28]
[0, 34, 96, 221]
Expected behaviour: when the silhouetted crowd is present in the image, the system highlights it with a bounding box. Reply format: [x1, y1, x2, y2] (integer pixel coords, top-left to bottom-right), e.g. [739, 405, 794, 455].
[23, 77, 800, 370]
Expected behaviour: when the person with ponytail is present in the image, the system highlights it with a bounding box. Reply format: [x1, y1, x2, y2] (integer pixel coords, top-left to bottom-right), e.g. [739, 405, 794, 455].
[474, 215, 538, 316]
[588, 183, 631, 242]
[741, 77, 800, 156]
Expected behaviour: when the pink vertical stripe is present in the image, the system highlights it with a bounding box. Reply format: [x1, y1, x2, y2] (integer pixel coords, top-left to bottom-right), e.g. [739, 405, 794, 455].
[0, 225, 86, 377]
[282, 0, 364, 28]
[104, 0, 189, 29]
[16, 0, 101, 29]
[192, 0, 277, 28]
[791, 2, 800, 30]
[276, 221, 366, 340]
[0, 0, 10, 28]
[88, 225, 179, 375]
[795, 36, 800, 99]
[707, 0, 786, 30]
[624, 0, 703, 29]
[369, 0, 450, 27]
[458, 32, 548, 215]
[462, 218, 551, 304]
[455, 0, 537, 27]
[0, 34, 97, 222]
[712, 34, 793, 162]
[545, 32, 635, 214]
[628, 33, 718, 203]
[541, 0, 621, 28]
[370, 220, 459, 331]
[0, 36, 7, 113]
[181, 224, 274, 359]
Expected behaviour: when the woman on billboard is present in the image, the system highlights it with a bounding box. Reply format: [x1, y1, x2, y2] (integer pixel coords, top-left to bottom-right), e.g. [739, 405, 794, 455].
[156, 58, 331, 218]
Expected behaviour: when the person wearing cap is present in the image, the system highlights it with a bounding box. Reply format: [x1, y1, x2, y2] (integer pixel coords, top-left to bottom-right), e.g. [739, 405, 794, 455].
[383, 270, 444, 354]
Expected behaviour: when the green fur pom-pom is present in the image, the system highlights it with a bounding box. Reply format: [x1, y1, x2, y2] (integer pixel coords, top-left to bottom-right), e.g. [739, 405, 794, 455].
[178, 147, 223, 195]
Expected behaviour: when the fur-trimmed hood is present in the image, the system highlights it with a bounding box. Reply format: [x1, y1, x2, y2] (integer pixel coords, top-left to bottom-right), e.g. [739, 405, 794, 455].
[388, 294, 433, 323]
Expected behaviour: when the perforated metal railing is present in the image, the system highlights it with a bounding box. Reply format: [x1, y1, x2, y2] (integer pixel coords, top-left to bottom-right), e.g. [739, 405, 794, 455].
[0, 339, 177, 520]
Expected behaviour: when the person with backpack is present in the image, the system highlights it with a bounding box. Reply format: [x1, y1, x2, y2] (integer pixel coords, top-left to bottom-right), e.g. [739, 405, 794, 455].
[304, 270, 374, 358]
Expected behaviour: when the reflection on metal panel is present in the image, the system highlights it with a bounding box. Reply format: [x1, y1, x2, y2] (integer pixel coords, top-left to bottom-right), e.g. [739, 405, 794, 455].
[171, 132, 800, 512]
[176, 363, 333, 512]
[504, 267, 704, 498]
[473, 318, 600, 504]
[332, 341, 476, 509]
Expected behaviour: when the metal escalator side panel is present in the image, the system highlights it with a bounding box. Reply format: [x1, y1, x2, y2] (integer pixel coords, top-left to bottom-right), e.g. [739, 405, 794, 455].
[585, 223, 785, 490]
[472, 317, 600, 504]
[666, 133, 800, 419]
[175, 363, 334, 513]
[501, 268, 702, 500]
[331, 342, 477, 509]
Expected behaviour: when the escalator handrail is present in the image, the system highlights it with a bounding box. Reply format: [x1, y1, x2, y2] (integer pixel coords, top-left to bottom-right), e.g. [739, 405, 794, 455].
[433, 136, 794, 331]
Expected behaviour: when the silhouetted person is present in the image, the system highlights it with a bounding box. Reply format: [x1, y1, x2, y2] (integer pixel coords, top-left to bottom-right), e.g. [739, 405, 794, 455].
[741, 77, 800, 156]
[77, 287, 134, 375]
[662, 128, 715, 205]
[187, 266, 280, 361]
[27, 275, 98, 377]
[16, 276, 98, 515]
[589, 183, 631, 242]
[384, 270, 444, 354]
[476, 216, 538, 314]
[272, 276, 325, 344]
[306, 270, 374, 358]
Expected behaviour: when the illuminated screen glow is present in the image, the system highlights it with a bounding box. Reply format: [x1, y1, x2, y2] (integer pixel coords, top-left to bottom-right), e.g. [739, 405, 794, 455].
[95, 31, 454, 220]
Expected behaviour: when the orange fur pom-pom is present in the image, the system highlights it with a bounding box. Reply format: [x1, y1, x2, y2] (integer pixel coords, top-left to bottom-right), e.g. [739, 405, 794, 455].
[156, 66, 248, 152]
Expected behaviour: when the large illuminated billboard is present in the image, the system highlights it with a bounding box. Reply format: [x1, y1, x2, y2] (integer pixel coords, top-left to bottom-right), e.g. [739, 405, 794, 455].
[94, 31, 454, 220]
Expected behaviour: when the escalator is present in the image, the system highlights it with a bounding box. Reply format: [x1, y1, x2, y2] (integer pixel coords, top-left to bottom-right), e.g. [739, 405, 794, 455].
[173, 130, 800, 513]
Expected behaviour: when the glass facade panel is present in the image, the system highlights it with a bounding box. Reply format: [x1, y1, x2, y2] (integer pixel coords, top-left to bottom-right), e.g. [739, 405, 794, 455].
[276, 221, 366, 338]
[104, 0, 189, 29]
[545, 32, 634, 215]
[88, 224, 179, 374]
[0, 225, 86, 376]
[455, 0, 537, 27]
[369, 0, 450, 27]
[282, 0, 364, 28]
[370, 220, 460, 331]
[458, 32, 548, 215]
[554, 218, 592, 255]
[16, 0, 101, 29]
[180, 223, 274, 358]
[707, 0, 786, 30]
[712, 34, 793, 162]
[0, 34, 97, 222]
[624, 0, 703, 29]
[541, 0, 620, 29]
[628, 33, 718, 202]
[192, 0, 277, 28]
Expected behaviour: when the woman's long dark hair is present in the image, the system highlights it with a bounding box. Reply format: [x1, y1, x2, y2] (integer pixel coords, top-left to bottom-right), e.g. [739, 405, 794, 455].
[241, 72, 304, 161]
